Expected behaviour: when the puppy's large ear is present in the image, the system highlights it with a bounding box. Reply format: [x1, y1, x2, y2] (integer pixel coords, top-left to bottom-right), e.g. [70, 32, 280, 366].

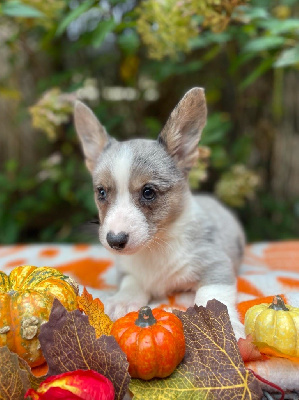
[158, 87, 207, 173]
[74, 101, 110, 172]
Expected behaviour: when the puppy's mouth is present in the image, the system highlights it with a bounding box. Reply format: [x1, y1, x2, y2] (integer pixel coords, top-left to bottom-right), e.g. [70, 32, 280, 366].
[101, 230, 149, 255]
[106, 245, 141, 255]
[104, 242, 146, 255]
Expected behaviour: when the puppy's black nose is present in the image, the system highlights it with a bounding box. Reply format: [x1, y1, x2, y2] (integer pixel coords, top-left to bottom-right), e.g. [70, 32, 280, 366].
[106, 231, 129, 250]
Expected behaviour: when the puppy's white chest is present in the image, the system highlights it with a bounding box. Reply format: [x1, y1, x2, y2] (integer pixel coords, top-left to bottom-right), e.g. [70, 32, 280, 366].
[118, 244, 196, 298]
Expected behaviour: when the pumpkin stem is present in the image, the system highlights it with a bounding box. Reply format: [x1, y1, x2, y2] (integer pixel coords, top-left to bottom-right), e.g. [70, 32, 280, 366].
[268, 295, 289, 311]
[135, 306, 157, 328]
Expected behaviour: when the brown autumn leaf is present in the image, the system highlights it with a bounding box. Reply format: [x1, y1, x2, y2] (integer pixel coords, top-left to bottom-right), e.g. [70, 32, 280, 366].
[38, 299, 130, 400]
[130, 300, 262, 400]
[0, 347, 30, 400]
[77, 287, 113, 337]
[18, 358, 46, 390]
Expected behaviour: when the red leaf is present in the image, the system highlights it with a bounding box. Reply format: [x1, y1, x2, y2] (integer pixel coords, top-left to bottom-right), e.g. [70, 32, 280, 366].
[238, 334, 264, 362]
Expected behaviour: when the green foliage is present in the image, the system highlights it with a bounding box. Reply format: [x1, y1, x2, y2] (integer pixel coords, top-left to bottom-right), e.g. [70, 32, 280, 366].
[1, 0, 298, 243]
[275, 45, 299, 67]
[241, 194, 299, 241]
[136, 0, 198, 60]
[29, 88, 75, 140]
[0, 156, 96, 244]
[55, 0, 96, 36]
[136, 0, 248, 59]
[0, 1, 44, 18]
[215, 165, 260, 208]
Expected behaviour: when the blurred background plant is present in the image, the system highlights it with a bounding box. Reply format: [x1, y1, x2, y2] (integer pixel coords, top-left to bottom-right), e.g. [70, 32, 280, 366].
[0, 0, 298, 244]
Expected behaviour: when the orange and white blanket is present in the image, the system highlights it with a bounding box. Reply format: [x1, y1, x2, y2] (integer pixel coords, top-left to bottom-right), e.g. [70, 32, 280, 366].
[1, 241, 299, 390]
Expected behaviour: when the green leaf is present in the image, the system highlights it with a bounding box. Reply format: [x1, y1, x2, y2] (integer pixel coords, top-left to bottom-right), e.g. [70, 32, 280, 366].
[118, 31, 140, 55]
[1, 0, 44, 18]
[229, 52, 256, 74]
[189, 32, 231, 50]
[234, 5, 269, 21]
[260, 18, 299, 35]
[274, 46, 299, 68]
[189, 35, 210, 50]
[239, 57, 275, 90]
[91, 19, 116, 48]
[55, 0, 95, 37]
[210, 146, 229, 169]
[201, 113, 231, 145]
[244, 36, 286, 52]
[145, 60, 203, 82]
[231, 135, 253, 163]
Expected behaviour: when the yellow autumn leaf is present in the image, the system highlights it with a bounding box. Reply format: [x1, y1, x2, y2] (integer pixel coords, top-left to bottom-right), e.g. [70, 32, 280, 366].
[77, 287, 113, 337]
[255, 342, 299, 363]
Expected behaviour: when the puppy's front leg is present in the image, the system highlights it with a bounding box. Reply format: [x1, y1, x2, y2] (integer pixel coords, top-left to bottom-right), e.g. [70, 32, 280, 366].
[106, 274, 150, 321]
[195, 283, 245, 340]
[194, 253, 245, 340]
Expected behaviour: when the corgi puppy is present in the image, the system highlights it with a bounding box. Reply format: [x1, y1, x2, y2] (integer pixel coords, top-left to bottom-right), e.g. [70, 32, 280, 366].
[74, 88, 245, 339]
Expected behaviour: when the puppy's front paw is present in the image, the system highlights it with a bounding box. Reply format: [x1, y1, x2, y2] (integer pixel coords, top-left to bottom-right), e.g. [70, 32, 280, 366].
[105, 293, 148, 321]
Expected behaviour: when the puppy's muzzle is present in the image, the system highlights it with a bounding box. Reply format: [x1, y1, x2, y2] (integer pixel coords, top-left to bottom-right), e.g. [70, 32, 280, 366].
[106, 231, 129, 250]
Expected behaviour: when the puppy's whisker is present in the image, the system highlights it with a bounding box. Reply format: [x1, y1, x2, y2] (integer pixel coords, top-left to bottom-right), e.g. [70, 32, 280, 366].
[143, 240, 155, 255]
[149, 236, 174, 255]
[154, 239, 173, 254]
[151, 232, 175, 251]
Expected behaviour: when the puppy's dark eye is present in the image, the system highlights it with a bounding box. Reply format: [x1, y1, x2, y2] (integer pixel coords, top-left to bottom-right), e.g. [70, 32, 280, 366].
[142, 186, 156, 201]
[97, 187, 107, 201]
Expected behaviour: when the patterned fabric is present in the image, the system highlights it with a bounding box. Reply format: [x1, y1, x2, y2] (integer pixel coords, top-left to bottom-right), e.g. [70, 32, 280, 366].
[1, 241, 299, 389]
[1, 241, 299, 312]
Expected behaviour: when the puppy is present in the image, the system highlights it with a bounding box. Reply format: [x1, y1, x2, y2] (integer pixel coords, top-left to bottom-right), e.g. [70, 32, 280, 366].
[74, 88, 245, 338]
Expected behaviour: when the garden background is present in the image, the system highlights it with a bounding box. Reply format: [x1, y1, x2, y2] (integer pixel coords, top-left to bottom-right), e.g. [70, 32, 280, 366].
[0, 0, 298, 244]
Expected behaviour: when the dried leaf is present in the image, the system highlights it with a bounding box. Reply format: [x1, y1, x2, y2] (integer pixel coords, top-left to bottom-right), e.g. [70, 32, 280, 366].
[18, 357, 46, 390]
[238, 335, 264, 362]
[77, 287, 113, 337]
[130, 300, 262, 400]
[0, 347, 29, 400]
[255, 342, 299, 362]
[38, 299, 130, 400]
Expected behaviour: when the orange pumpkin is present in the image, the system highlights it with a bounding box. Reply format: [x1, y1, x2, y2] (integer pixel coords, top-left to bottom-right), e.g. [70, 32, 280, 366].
[0, 265, 78, 367]
[111, 306, 185, 380]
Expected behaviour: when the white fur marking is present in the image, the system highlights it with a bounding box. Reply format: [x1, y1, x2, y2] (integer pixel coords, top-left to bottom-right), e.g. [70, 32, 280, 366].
[195, 284, 245, 339]
[101, 145, 150, 253]
[112, 145, 133, 197]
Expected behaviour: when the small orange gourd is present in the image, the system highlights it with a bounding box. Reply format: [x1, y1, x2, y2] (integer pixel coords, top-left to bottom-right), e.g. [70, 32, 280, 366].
[111, 306, 185, 380]
[0, 265, 79, 367]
